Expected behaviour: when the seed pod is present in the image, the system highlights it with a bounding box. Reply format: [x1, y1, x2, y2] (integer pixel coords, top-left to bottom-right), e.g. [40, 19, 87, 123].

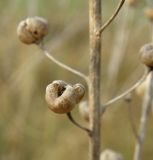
[79, 101, 89, 121]
[17, 16, 48, 44]
[140, 43, 153, 68]
[127, 0, 137, 7]
[45, 80, 85, 114]
[100, 149, 124, 160]
[144, 7, 153, 22]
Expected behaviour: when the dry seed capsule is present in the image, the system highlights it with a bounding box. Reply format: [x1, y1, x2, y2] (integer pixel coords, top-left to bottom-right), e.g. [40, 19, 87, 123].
[45, 80, 85, 114]
[17, 16, 48, 44]
[144, 7, 153, 22]
[140, 43, 153, 68]
[79, 101, 89, 122]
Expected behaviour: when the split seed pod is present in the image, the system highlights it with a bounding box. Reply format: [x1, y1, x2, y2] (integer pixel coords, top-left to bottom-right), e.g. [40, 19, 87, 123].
[17, 16, 48, 44]
[79, 101, 89, 122]
[140, 43, 153, 68]
[45, 80, 85, 114]
[144, 7, 153, 22]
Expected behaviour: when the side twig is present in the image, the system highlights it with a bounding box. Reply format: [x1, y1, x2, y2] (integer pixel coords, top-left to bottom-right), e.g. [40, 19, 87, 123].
[102, 69, 150, 112]
[37, 43, 89, 84]
[133, 71, 153, 160]
[66, 112, 92, 136]
[98, 0, 125, 34]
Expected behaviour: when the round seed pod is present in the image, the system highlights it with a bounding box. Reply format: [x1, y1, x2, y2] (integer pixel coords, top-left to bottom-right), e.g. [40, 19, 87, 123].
[140, 43, 153, 68]
[17, 16, 48, 44]
[79, 101, 89, 122]
[144, 7, 153, 22]
[45, 80, 85, 114]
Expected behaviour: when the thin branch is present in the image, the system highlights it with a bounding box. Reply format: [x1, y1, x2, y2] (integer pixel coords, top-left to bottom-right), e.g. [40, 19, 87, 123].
[37, 43, 89, 84]
[133, 71, 153, 160]
[98, 0, 125, 34]
[66, 112, 92, 136]
[102, 69, 150, 111]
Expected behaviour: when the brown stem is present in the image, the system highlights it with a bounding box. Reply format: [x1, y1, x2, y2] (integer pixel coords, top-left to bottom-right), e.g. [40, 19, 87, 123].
[98, 0, 125, 34]
[133, 72, 153, 160]
[66, 112, 92, 136]
[89, 0, 102, 160]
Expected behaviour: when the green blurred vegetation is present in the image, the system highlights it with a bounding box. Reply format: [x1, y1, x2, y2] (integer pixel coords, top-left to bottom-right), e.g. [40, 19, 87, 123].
[0, 0, 153, 160]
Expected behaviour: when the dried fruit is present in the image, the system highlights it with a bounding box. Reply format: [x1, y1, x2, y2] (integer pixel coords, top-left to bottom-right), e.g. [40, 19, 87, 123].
[144, 7, 153, 21]
[140, 43, 153, 68]
[17, 16, 48, 44]
[79, 101, 89, 121]
[45, 80, 85, 114]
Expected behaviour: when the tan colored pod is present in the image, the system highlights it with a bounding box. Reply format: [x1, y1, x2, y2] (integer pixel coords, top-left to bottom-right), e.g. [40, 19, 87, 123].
[144, 7, 153, 21]
[17, 16, 48, 44]
[45, 80, 85, 114]
[127, 0, 137, 7]
[79, 101, 89, 122]
[140, 43, 153, 68]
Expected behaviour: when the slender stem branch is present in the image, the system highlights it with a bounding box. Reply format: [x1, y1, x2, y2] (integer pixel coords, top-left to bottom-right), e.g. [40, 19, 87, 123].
[133, 71, 153, 160]
[66, 112, 92, 136]
[98, 0, 125, 34]
[102, 69, 150, 111]
[37, 43, 89, 84]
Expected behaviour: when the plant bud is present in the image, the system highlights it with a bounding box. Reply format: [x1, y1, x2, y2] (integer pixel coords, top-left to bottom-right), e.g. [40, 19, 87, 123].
[140, 43, 153, 68]
[144, 7, 153, 22]
[17, 16, 48, 44]
[45, 80, 85, 114]
[79, 101, 89, 121]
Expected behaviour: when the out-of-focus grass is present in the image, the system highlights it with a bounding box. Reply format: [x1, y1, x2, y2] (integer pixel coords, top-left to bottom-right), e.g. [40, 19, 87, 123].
[0, 0, 153, 160]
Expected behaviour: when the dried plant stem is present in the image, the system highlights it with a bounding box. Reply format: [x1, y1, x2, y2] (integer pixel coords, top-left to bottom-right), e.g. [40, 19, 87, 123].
[102, 70, 149, 111]
[133, 71, 153, 160]
[67, 112, 91, 135]
[98, 0, 125, 34]
[89, 0, 101, 160]
[38, 44, 89, 84]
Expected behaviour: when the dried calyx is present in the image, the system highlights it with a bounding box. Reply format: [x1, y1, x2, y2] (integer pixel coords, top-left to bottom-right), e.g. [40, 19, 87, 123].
[140, 43, 153, 69]
[45, 80, 85, 114]
[17, 16, 48, 44]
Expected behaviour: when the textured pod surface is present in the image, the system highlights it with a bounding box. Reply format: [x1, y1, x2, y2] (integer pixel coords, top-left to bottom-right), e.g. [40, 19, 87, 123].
[17, 16, 48, 44]
[100, 149, 124, 160]
[45, 80, 85, 114]
[144, 7, 153, 21]
[140, 43, 153, 68]
[79, 101, 89, 121]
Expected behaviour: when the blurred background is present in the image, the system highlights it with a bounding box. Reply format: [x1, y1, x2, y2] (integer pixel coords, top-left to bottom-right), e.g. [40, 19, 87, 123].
[0, 0, 153, 160]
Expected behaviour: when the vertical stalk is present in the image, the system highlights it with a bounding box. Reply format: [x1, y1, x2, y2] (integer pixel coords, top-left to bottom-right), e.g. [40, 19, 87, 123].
[89, 0, 102, 160]
[133, 72, 153, 160]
